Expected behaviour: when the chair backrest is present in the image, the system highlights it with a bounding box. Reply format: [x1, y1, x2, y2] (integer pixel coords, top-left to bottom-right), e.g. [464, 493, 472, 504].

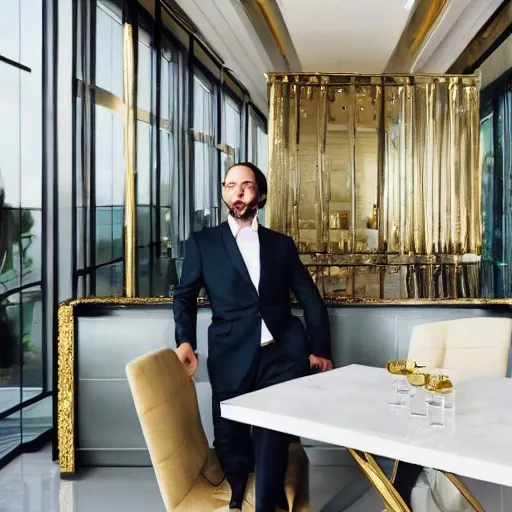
[407, 321, 449, 371]
[126, 347, 209, 511]
[443, 317, 512, 377]
[408, 317, 512, 377]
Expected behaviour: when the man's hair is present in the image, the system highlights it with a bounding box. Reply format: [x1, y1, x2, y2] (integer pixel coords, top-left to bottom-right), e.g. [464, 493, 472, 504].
[226, 162, 267, 208]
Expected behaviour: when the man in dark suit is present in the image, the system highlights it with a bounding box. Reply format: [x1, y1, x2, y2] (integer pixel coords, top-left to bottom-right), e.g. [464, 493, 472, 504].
[174, 162, 333, 512]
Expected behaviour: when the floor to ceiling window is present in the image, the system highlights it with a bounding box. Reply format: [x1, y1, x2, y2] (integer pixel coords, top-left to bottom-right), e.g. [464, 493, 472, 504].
[480, 68, 512, 298]
[73, 0, 267, 299]
[0, 0, 51, 466]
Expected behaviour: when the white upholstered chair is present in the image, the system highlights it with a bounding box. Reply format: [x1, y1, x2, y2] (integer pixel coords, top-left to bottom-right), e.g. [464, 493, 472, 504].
[406, 317, 512, 512]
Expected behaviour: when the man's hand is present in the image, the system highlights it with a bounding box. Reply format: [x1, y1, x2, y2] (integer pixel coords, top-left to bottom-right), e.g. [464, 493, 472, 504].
[175, 342, 198, 378]
[309, 354, 333, 372]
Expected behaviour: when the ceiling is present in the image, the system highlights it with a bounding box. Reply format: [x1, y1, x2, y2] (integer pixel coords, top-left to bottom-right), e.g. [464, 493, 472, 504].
[276, 0, 416, 73]
[172, 0, 506, 115]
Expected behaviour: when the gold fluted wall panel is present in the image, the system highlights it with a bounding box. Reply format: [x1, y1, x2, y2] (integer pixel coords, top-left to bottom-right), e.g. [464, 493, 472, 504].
[266, 73, 482, 300]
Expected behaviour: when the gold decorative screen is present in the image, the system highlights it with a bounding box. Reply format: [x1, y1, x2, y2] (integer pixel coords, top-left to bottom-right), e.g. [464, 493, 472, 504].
[266, 73, 482, 300]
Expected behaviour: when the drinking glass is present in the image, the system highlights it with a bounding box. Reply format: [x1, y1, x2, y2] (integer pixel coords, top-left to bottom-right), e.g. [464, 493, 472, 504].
[388, 378, 408, 406]
[409, 385, 427, 417]
[427, 394, 446, 428]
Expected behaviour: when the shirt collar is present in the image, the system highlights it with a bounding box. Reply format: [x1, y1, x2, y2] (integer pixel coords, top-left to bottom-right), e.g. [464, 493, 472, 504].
[228, 214, 259, 238]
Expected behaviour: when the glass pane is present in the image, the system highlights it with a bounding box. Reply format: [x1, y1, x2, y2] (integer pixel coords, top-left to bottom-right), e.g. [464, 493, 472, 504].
[112, 206, 123, 260]
[138, 247, 151, 297]
[20, 0, 43, 71]
[0, 0, 20, 63]
[96, 262, 123, 297]
[21, 286, 43, 393]
[21, 209, 42, 285]
[22, 396, 52, 444]
[193, 75, 214, 135]
[137, 207, 151, 247]
[160, 53, 172, 122]
[76, 97, 84, 208]
[137, 121, 151, 205]
[0, 208, 21, 292]
[95, 105, 114, 206]
[0, 62, 21, 207]
[224, 96, 240, 162]
[96, 207, 113, 265]
[95, 1, 123, 97]
[0, 295, 21, 414]
[160, 131, 172, 207]
[256, 125, 268, 174]
[0, 410, 21, 460]
[112, 113, 125, 206]
[20, 39, 42, 209]
[138, 28, 152, 113]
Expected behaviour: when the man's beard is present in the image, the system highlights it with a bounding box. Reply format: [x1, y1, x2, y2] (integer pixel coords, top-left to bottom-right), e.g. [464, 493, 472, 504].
[225, 198, 259, 220]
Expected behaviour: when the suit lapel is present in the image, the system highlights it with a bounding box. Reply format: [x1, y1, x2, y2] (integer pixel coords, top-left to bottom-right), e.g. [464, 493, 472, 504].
[220, 222, 257, 293]
[258, 226, 273, 292]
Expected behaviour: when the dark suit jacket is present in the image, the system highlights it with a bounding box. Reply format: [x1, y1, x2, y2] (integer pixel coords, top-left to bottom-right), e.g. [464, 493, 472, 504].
[173, 222, 331, 394]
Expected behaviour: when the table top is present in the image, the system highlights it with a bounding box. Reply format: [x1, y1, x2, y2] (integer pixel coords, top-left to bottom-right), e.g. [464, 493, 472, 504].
[220, 364, 512, 487]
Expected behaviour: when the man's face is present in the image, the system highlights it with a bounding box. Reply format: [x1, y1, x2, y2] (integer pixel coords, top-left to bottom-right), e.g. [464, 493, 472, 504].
[222, 165, 265, 219]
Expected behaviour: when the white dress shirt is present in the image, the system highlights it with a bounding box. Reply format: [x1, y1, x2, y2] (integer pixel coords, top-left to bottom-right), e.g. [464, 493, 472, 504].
[227, 215, 274, 346]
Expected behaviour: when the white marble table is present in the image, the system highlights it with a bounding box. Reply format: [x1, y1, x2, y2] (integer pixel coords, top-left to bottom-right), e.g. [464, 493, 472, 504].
[221, 364, 512, 489]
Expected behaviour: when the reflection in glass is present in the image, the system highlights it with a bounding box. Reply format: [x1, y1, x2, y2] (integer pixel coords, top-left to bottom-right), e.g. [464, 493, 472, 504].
[0, 0, 21, 63]
[21, 286, 43, 391]
[138, 247, 151, 297]
[137, 121, 151, 205]
[95, 1, 123, 97]
[22, 396, 52, 444]
[96, 262, 123, 297]
[0, 411, 21, 460]
[193, 74, 218, 231]
[96, 207, 113, 265]
[0, 297, 21, 413]
[22, 209, 41, 285]
[138, 27, 152, 113]
[0, 62, 21, 207]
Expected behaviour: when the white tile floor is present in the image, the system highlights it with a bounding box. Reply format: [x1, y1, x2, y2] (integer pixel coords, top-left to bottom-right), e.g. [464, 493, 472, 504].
[0, 444, 510, 511]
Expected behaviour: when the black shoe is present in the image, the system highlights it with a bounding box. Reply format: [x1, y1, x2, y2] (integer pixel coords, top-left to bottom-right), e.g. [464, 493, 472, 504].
[229, 476, 248, 509]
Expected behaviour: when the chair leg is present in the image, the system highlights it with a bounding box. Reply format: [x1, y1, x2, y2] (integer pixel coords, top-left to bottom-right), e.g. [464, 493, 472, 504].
[442, 472, 485, 512]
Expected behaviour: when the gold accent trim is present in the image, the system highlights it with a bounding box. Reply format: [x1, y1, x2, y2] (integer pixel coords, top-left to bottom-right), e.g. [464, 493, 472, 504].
[348, 449, 410, 511]
[254, 0, 285, 55]
[123, 22, 137, 297]
[57, 304, 75, 474]
[265, 72, 480, 83]
[58, 296, 512, 308]
[385, 0, 449, 73]
[442, 472, 485, 512]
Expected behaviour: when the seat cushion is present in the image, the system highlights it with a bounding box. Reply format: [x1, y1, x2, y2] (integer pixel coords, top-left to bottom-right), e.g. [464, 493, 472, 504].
[210, 443, 309, 512]
[174, 477, 230, 512]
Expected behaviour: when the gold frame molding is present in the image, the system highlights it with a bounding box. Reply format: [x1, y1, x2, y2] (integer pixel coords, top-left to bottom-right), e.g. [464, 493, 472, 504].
[57, 297, 174, 474]
[57, 296, 512, 474]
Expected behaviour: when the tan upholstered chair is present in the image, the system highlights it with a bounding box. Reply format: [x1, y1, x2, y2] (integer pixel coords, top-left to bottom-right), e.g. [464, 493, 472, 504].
[126, 347, 310, 512]
[406, 317, 512, 512]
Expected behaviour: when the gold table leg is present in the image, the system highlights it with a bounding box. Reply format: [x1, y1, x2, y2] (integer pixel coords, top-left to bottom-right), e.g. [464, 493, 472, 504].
[388, 459, 485, 512]
[442, 471, 485, 512]
[347, 449, 410, 512]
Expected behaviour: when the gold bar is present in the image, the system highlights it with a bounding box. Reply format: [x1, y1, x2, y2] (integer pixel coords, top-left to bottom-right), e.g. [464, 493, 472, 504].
[349, 78, 356, 252]
[290, 83, 300, 244]
[377, 81, 385, 251]
[123, 23, 137, 297]
[317, 83, 328, 252]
